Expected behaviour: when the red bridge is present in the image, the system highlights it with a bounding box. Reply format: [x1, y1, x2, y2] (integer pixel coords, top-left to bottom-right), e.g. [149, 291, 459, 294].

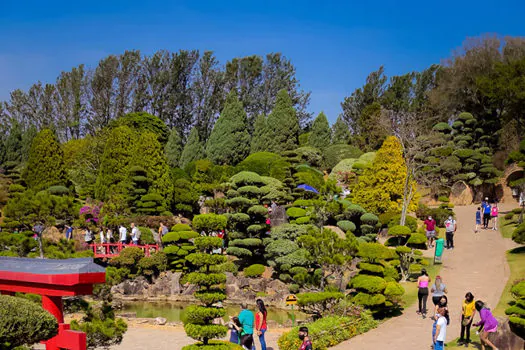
[0, 257, 106, 350]
[89, 243, 160, 258]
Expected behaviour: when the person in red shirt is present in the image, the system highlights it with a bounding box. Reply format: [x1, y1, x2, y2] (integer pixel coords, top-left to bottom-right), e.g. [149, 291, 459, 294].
[298, 326, 312, 350]
[424, 216, 437, 248]
[255, 299, 268, 350]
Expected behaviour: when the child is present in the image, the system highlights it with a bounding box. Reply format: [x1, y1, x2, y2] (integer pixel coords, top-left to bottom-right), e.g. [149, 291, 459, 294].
[491, 203, 499, 230]
[475, 207, 481, 233]
[473, 300, 499, 350]
[228, 316, 242, 344]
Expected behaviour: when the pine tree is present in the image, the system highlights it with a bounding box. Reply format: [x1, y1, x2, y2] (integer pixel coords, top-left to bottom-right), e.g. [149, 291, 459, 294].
[179, 127, 205, 168]
[133, 132, 173, 207]
[206, 91, 250, 165]
[25, 129, 67, 191]
[165, 128, 183, 167]
[332, 115, 351, 145]
[352, 136, 417, 214]
[266, 89, 299, 153]
[309, 112, 331, 149]
[251, 114, 270, 153]
[95, 126, 135, 201]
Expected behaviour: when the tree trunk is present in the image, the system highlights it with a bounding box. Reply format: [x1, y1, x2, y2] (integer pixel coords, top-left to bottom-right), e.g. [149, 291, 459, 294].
[38, 235, 44, 258]
[400, 172, 415, 227]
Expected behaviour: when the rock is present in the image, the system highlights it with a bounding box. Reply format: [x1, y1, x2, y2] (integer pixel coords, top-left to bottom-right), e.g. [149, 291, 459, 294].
[111, 276, 149, 296]
[490, 317, 524, 349]
[226, 283, 240, 297]
[155, 317, 167, 325]
[324, 225, 346, 239]
[449, 181, 473, 206]
[170, 272, 182, 294]
[182, 283, 199, 295]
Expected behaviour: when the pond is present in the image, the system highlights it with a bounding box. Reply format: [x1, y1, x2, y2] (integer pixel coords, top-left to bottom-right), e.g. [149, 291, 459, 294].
[120, 301, 308, 325]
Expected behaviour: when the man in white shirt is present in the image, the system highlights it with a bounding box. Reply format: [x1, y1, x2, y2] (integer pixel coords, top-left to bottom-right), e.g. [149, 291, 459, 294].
[119, 225, 127, 244]
[131, 223, 140, 245]
[434, 306, 447, 350]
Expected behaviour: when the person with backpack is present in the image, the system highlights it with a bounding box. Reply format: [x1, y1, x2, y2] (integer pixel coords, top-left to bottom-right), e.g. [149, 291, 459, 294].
[444, 216, 457, 249]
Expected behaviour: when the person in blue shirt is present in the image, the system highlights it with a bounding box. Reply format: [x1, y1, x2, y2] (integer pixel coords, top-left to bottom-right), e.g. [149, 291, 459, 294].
[238, 303, 254, 349]
[475, 207, 481, 233]
[481, 198, 491, 229]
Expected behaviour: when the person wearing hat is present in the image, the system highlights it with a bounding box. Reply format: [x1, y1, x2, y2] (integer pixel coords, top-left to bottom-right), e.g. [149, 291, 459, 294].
[481, 198, 491, 229]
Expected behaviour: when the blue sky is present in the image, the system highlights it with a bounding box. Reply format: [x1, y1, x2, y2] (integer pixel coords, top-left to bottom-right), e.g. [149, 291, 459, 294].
[1, 1, 525, 123]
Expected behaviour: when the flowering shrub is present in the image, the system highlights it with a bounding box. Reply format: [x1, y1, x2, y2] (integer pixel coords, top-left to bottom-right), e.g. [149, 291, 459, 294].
[79, 200, 103, 225]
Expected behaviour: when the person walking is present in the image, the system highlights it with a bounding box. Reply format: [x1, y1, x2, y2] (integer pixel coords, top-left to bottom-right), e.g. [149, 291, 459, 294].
[458, 292, 476, 346]
[482, 199, 491, 229]
[433, 306, 448, 350]
[444, 216, 457, 249]
[65, 225, 73, 240]
[83, 228, 94, 245]
[254, 299, 268, 350]
[475, 207, 482, 233]
[158, 222, 169, 237]
[119, 224, 127, 245]
[238, 303, 254, 350]
[491, 203, 499, 230]
[431, 275, 448, 306]
[131, 223, 140, 245]
[473, 300, 499, 350]
[298, 326, 312, 350]
[424, 215, 437, 248]
[417, 269, 431, 318]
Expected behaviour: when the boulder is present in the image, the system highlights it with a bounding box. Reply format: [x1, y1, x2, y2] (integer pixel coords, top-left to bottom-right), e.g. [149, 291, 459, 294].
[111, 276, 149, 296]
[449, 181, 473, 206]
[489, 317, 524, 349]
[155, 317, 167, 325]
[181, 283, 199, 295]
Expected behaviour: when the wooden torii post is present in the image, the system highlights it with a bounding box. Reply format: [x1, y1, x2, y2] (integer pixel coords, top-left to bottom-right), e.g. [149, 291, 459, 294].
[0, 257, 106, 350]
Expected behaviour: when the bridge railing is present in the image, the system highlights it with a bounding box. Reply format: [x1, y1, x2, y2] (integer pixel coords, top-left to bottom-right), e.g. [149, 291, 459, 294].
[89, 243, 160, 258]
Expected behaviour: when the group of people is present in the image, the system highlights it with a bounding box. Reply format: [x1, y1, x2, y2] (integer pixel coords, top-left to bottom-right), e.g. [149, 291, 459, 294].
[80, 223, 141, 247]
[423, 215, 457, 250]
[475, 198, 499, 233]
[417, 271, 499, 350]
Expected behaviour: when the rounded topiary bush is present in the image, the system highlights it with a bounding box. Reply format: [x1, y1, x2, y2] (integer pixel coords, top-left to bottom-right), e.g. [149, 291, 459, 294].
[350, 275, 387, 294]
[388, 225, 412, 236]
[337, 220, 356, 233]
[352, 292, 386, 307]
[360, 213, 379, 226]
[407, 233, 427, 249]
[512, 222, 525, 245]
[243, 264, 266, 278]
[360, 224, 376, 235]
[432, 122, 452, 133]
[293, 199, 314, 207]
[345, 204, 367, 219]
[286, 207, 307, 218]
[388, 215, 417, 232]
[358, 262, 384, 275]
[247, 205, 268, 216]
[295, 216, 310, 225]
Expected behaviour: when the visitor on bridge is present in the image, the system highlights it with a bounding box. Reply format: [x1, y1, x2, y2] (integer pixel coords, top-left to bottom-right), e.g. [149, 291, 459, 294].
[473, 300, 499, 350]
[158, 222, 169, 236]
[238, 302, 254, 349]
[298, 326, 312, 350]
[433, 306, 448, 350]
[491, 202, 499, 230]
[424, 215, 437, 248]
[83, 228, 94, 245]
[99, 229, 106, 244]
[119, 224, 127, 244]
[417, 269, 430, 318]
[444, 216, 457, 249]
[431, 275, 448, 306]
[458, 292, 476, 346]
[475, 207, 482, 233]
[482, 198, 491, 229]
[131, 223, 140, 245]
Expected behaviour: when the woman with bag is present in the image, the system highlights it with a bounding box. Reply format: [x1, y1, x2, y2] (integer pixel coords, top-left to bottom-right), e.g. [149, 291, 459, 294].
[458, 292, 476, 346]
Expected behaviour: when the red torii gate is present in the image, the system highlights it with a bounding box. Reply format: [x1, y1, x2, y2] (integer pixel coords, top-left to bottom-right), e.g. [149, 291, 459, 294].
[0, 257, 106, 350]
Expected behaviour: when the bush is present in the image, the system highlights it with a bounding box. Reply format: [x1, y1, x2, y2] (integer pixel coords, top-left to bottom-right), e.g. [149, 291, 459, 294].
[247, 205, 268, 216]
[286, 207, 307, 218]
[110, 247, 145, 275]
[433, 122, 452, 133]
[351, 292, 386, 307]
[358, 262, 384, 275]
[138, 252, 168, 280]
[243, 264, 266, 278]
[378, 211, 398, 226]
[388, 215, 417, 232]
[182, 340, 243, 350]
[0, 295, 58, 348]
[388, 225, 412, 236]
[278, 314, 377, 350]
[360, 213, 379, 226]
[138, 226, 155, 244]
[296, 292, 345, 317]
[172, 224, 193, 232]
[360, 224, 376, 235]
[407, 233, 427, 249]
[323, 144, 364, 169]
[230, 171, 266, 186]
[505, 212, 514, 220]
[192, 214, 227, 232]
[293, 199, 314, 207]
[337, 220, 356, 233]
[295, 216, 311, 225]
[513, 222, 525, 245]
[350, 275, 387, 293]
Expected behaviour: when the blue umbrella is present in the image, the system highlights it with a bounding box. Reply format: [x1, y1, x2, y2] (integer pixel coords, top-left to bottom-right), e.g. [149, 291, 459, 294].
[297, 184, 319, 194]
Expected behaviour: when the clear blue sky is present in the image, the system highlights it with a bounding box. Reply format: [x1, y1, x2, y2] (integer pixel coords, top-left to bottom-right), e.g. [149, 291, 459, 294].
[1, 0, 524, 123]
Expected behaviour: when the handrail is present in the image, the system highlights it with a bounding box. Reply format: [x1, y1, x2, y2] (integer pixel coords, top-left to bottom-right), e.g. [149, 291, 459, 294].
[89, 243, 159, 258]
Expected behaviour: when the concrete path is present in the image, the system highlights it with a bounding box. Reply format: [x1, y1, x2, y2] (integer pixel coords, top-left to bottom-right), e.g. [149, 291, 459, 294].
[331, 204, 517, 350]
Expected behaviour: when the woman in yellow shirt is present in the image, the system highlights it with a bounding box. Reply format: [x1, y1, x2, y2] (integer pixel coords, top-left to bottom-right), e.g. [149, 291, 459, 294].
[458, 292, 476, 345]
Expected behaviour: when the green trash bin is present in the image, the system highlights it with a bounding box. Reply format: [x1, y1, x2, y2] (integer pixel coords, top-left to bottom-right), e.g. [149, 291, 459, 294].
[434, 238, 444, 264]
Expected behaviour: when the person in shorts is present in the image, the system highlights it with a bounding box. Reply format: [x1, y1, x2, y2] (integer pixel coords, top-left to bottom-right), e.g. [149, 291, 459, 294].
[424, 216, 437, 248]
[474, 300, 499, 350]
[475, 207, 482, 233]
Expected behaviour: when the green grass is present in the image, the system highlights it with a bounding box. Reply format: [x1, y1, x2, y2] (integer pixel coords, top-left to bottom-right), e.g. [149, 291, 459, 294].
[494, 246, 525, 316]
[500, 215, 518, 239]
[446, 333, 482, 349]
[400, 258, 442, 309]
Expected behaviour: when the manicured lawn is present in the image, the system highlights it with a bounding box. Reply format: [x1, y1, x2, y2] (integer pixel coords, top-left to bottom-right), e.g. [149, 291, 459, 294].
[446, 332, 482, 349]
[400, 258, 442, 309]
[500, 216, 517, 239]
[494, 245, 525, 316]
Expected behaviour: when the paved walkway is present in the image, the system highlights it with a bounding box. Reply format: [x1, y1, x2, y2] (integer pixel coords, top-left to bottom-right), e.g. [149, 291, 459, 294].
[332, 204, 517, 350]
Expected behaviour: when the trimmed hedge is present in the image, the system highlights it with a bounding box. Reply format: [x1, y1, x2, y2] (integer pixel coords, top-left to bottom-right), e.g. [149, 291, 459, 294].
[388, 225, 412, 236]
[182, 340, 243, 350]
[360, 213, 379, 226]
[350, 275, 387, 294]
[243, 264, 266, 278]
[295, 216, 311, 225]
[286, 207, 307, 218]
[337, 220, 356, 233]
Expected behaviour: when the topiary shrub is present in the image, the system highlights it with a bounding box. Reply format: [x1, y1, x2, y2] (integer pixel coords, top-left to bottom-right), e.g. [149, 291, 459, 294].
[506, 280, 525, 340]
[192, 214, 227, 233]
[182, 340, 243, 350]
[337, 220, 356, 233]
[350, 275, 387, 294]
[243, 264, 266, 278]
[293, 199, 314, 207]
[388, 215, 417, 232]
[352, 292, 386, 307]
[138, 226, 155, 244]
[407, 233, 427, 249]
[172, 224, 193, 232]
[358, 262, 384, 275]
[295, 216, 311, 225]
[0, 295, 58, 348]
[286, 207, 307, 218]
[247, 205, 268, 216]
[513, 223, 525, 245]
[432, 122, 452, 133]
[388, 225, 412, 236]
[296, 292, 344, 318]
[504, 212, 514, 220]
[360, 213, 379, 226]
[360, 224, 376, 235]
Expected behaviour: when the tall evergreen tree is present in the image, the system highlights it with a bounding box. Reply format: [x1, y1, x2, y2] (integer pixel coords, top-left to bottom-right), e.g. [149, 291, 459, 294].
[95, 126, 135, 201]
[133, 132, 173, 205]
[25, 129, 67, 191]
[179, 127, 205, 168]
[309, 112, 331, 149]
[266, 89, 299, 153]
[250, 115, 270, 153]
[332, 115, 351, 145]
[165, 128, 183, 168]
[206, 91, 250, 165]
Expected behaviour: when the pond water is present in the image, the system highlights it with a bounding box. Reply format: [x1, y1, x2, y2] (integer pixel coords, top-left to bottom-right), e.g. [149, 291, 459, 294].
[120, 301, 307, 325]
